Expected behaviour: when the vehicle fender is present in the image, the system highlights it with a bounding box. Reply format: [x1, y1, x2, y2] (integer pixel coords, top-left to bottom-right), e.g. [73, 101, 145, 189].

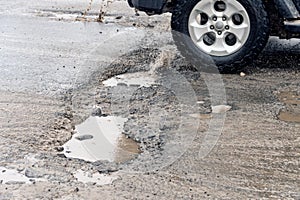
[129, 0, 166, 13]
[273, 0, 300, 19]
[292, 0, 300, 12]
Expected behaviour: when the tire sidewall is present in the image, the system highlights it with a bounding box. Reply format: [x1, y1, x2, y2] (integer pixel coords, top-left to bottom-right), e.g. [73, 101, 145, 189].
[171, 0, 269, 72]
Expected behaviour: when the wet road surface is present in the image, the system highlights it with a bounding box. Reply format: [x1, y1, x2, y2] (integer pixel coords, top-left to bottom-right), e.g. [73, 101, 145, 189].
[0, 0, 300, 199]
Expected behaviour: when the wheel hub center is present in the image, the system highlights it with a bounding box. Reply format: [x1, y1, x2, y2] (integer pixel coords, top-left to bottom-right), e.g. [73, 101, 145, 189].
[215, 21, 224, 30]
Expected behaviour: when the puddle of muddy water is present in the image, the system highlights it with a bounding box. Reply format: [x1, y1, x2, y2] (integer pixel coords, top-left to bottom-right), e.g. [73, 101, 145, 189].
[278, 111, 300, 123]
[278, 91, 300, 123]
[103, 72, 155, 88]
[0, 167, 45, 184]
[0, 167, 31, 184]
[63, 116, 141, 163]
[279, 91, 300, 105]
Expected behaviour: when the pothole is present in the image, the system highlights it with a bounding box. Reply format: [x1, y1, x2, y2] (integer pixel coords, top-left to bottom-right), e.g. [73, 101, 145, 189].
[102, 71, 156, 88]
[278, 111, 300, 123]
[0, 167, 45, 184]
[0, 167, 31, 184]
[278, 91, 300, 123]
[279, 91, 300, 105]
[63, 116, 141, 163]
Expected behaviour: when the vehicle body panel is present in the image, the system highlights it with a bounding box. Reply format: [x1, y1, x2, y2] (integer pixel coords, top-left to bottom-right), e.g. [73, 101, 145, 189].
[128, 0, 300, 19]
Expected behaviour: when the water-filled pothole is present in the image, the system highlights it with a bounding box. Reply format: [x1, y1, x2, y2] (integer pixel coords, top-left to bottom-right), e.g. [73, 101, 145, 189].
[103, 72, 155, 88]
[63, 116, 141, 163]
[0, 167, 31, 184]
[278, 112, 300, 123]
[279, 91, 300, 105]
[0, 167, 45, 184]
[278, 91, 300, 123]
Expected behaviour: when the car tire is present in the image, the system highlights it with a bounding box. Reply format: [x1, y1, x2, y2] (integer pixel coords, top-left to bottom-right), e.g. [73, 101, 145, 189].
[171, 0, 270, 73]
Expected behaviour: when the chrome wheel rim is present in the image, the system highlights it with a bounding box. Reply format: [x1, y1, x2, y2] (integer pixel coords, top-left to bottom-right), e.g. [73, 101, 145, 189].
[188, 0, 251, 56]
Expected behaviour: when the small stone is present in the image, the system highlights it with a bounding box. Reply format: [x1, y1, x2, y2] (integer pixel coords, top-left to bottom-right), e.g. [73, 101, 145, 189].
[129, 84, 140, 87]
[240, 72, 246, 77]
[211, 105, 232, 114]
[116, 82, 127, 87]
[24, 168, 43, 178]
[6, 181, 26, 185]
[91, 107, 102, 117]
[75, 135, 94, 141]
[55, 146, 64, 152]
[17, 167, 24, 172]
[57, 154, 67, 158]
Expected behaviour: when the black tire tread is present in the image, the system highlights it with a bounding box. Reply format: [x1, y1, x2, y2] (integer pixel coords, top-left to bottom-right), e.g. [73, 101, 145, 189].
[171, 0, 270, 73]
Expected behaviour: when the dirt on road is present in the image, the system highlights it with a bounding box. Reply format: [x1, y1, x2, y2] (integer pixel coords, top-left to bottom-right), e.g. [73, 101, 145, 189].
[0, 0, 299, 199]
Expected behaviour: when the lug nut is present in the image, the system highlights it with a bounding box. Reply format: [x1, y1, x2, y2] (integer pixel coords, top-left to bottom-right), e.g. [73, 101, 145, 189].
[222, 16, 227, 21]
[225, 25, 229, 30]
[210, 25, 215, 29]
[213, 16, 217, 21]
[218, 31, 222, 35]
